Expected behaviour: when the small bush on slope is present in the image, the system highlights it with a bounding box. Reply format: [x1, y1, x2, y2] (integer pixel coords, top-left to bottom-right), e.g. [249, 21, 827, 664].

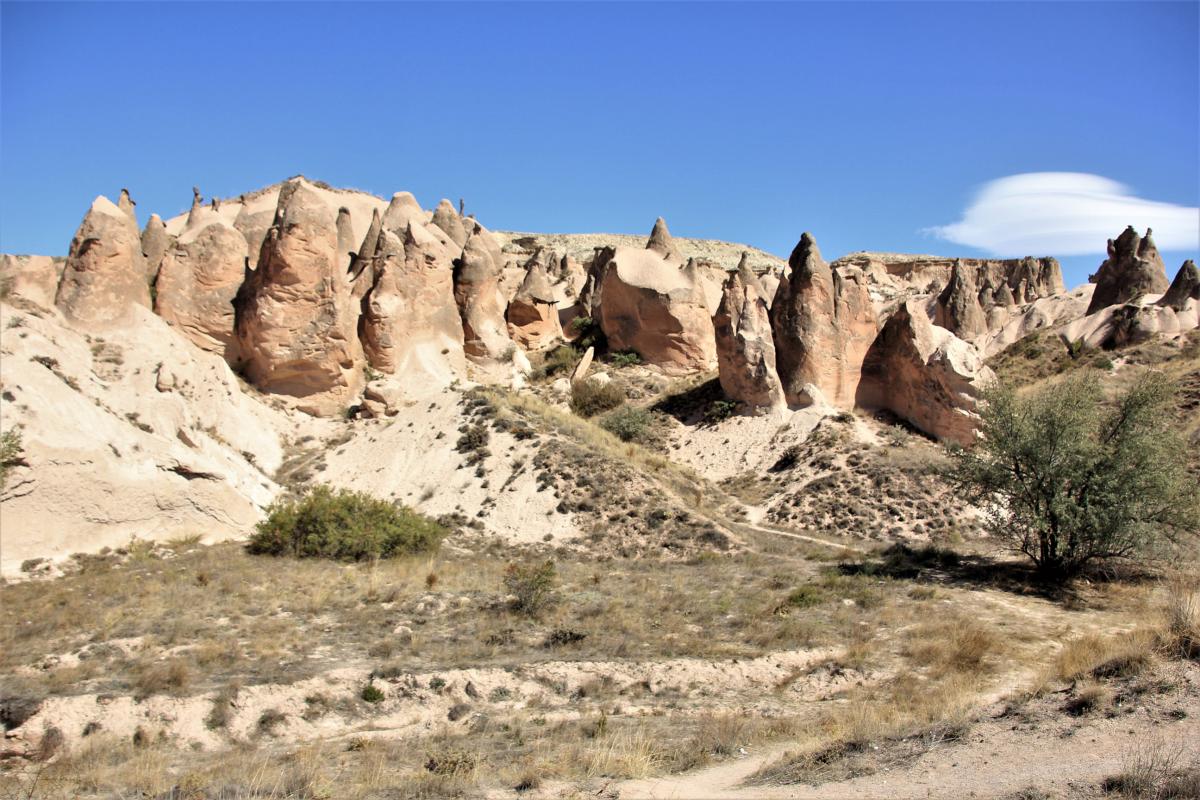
[0, 426, 24, 490]
[599, 405, 659, 444]
[570, 379, 624, 418]
[248, 486, 446, 561]
[504, 559, 558, 616]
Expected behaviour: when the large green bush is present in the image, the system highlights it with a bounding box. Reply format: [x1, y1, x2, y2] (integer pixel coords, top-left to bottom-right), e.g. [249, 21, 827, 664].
[951, 372, 1198, 582]
[248, 486, 446, 561]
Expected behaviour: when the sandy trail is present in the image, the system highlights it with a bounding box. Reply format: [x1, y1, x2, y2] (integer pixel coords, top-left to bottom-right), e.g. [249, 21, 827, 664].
[617, 698, 1200, 799]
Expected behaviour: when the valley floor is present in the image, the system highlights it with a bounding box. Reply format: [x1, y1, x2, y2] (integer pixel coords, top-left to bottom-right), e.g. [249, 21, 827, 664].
[2, 529, 1196, 799]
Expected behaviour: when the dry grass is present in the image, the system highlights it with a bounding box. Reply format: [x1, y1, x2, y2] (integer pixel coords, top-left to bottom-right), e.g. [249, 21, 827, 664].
[0, 712, 804, 798]
[1162, 571, 1200, 660]
[903, 615, 1001, 677]
[749, 613, 1000, 786]
[0, 539, 902, 703]
[1054, 630, 1158, 683]
[1103, 737, 1200, 799]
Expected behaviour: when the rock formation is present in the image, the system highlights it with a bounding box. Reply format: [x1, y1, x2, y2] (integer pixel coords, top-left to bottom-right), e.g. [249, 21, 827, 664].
[431, 199, 468, 248]
[713, 255, 785, 410]
[934, 259, 986, 339]
[349, 208, 383, 289]
[770, 233, 877, 407]
[856, 300, 994, 446]
[1086, 226, 1170, 315]
[594, 240, 717, 374]
[140, 214, 173, 280]
[360, 228, 466, 380]
[0, 254, 64, 310]
[833, 252, 1064, 317]
[381, 191, 424, 233]
[506, 256, 562, 350]
[118, 188, 136, 221]
[646, 217, 682, 262]
[1158, 260, 1200, 311]
[154, 213, 249, 360]
[335, 206, 356, 269]
[454, 229, 513, 362]
[55, 195, 150, 325]
[233, 178, 364, 415]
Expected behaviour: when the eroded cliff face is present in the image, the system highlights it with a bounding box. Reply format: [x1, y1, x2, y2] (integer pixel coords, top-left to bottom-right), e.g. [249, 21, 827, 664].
[55, 195, 151, 326]
[833, 251, 1064, 317]
[594, 247, 717, 374]
[13, 176, 1199, 449]
[154, 211, 248, 361]
[359, 227, 466, 383]
[1086, 226, 1171, 315]
[770, 233, 877, 408]
[233, 178, 366, 415]
[713, 256, 785, 411]
[856, 300, 995, 447]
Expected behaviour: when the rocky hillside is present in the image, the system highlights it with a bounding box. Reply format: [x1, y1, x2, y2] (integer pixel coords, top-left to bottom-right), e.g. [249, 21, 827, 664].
[1, 179, 1197, 577]
[1, 178, 1198, 800]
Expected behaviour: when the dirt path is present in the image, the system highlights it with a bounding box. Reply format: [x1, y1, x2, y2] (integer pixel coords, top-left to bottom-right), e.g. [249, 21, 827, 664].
[617, 693, 1200, 799]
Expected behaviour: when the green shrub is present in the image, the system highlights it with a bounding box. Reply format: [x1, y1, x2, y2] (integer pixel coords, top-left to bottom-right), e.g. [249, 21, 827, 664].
[536, 345, 579, 380]
[570, 379, 624, 418]
[360, 683, 385, 704]
[609, 350, 642, 368]
[247, 486, 446, 561]
[703, 399, 738, 425]
[569, 316, 606, 351]
[952, 373, 1198, 582]
[599, 405, 658, 444]
[784, 585, 827, 609]
[0, 426, 24, 490]
[504, 559, 558, 616]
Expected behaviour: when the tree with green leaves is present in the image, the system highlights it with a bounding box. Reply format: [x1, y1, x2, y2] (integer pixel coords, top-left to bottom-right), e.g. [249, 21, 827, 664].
[951, 371, 1197, 583]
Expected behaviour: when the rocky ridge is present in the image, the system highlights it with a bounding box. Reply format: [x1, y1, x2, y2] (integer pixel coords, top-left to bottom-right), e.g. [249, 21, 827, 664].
[2, 179, 1197, 575]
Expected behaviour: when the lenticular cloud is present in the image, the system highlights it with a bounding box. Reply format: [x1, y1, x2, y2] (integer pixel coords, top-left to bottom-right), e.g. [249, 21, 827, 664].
[928, 172, 1199, 257]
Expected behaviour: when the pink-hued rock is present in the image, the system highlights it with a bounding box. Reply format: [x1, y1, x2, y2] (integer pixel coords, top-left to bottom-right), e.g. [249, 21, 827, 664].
[1062, 259, 1199, 350]
[0, 255, 64, 310]
[856, 300, 995, 446]
[1158, 260, 1199, 312]
[1086, 226, 1170, 315]
[153, 213, 248, 360]
[454, 228, 513, 362]
[832, 251, 1064, 318]
[595, 244, 716, 374]
[359, 228, 466, 382]
[770, 233, 877, 407]
[140, 214, 173, 281]
[233, 178, 364, 415]
[713, 255, 785, 410]
[117, 188, 137, 222]
[431, 199, 468, 248]
[335, 206, 356, 270]
[934, 259, 987, 339]
[646, 216, 683, 262]
[506, 256, 562, 350]
[55, 195, 150, 325]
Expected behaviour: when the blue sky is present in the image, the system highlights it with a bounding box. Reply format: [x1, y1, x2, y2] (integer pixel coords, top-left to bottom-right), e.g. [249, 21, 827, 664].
[1, 1, 1197, 288]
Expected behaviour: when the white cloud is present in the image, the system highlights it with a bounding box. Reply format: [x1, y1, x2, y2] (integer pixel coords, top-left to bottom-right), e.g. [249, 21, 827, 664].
[927, 172, 1199, 257]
